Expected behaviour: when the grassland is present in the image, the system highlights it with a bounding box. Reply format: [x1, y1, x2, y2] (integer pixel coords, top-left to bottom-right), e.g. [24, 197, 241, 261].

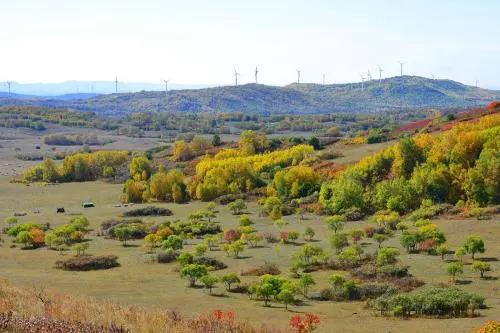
[0, 176, 498, 332]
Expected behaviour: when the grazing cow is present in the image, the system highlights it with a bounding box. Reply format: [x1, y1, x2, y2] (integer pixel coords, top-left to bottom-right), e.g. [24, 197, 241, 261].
[56, 207, 65, 213]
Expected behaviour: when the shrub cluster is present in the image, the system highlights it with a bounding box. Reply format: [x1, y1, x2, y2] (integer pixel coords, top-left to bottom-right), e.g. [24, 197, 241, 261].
[55, 255, 120, 271]
[123, 206, 172, 217]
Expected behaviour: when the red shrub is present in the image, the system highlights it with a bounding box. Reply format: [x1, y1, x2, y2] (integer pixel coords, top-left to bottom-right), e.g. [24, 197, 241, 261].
[290, 313, 320, 333]
[224, 229, 241, 243]
[363, 226, 376, 238]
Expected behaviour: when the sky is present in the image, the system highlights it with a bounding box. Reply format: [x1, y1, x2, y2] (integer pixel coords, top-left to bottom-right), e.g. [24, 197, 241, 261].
[1, 0, 500, 88]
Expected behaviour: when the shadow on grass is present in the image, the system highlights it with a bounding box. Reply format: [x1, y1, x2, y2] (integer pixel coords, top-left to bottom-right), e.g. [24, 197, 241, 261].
[478, 257, 498, 262]
[235, 256, 252, 260]
[122, 244, 140, 248]
[482, 276, 498, 281]
[455, 279, 472, 285]
[210, 293, 229, 298]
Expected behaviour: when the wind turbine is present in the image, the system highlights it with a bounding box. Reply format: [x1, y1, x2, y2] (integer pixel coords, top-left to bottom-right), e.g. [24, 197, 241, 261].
[5, 81, 13, 97]
[398, 62, 405, 76]
[296, 69, 301, 84]
[430, 74, 435, 80]
[115, 76, 118, 93]
[163, 79, 170, 95]
[322, 73, 326, 85]
[367, 70, 372, 81]
[233, 67, 240, 86]
[360, 75, 365, 91]
[377, 66, 383, 80]
[255, 67, 259, 84]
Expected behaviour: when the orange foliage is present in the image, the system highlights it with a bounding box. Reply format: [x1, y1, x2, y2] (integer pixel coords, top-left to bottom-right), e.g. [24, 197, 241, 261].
[474, 320, 500, 333]
[30, 228, 45, 247]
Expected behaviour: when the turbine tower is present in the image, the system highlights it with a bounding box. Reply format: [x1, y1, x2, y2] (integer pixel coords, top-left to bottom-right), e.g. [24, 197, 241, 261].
[233, 67, 240, 86]
[360, 75, 365, 91]
[255, 66, 259, 84]
[296, 69, 301, 84]
[398, 62, 405, 76]
[322, 73, 326, 85]
[115, 76, 118, 93]
[163, 79, 170, 95]
[6, 81, 13, 97]
[377, 66, 383, 80]
[367, 70, 372, 81]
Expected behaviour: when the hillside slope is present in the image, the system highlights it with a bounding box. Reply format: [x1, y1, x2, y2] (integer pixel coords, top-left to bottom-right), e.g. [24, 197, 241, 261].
[1, 76, 499, 115]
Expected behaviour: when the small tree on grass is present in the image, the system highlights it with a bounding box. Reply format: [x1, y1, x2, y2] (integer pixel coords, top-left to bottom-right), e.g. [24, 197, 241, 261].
[199, 274, 218, 294]
[180, 264, 207, 287]
[472, 261, 491, 278]
[193, 243, 208, 257]
[73, 242, 89, 257]
[278, 288, 295, 310]
[350, 229, 364, 244]
[162, 235, 184, 250]
[298, 273, 315, 298]
[303, 227, 315, 242]
[436, 244, 449, 260]
[228, 199, 247, 215]
[328, 274, 345, 292]
[255, 282, 274, 307]
[15, 231, 33, 249]
[203, 235, 219, 250]
[455, 246, 466, 263]
[114, 226, 133, 247]
[238, 215, 253, 226]
[324, 215, 345, 234]
[373, 234, 388, 248]
[330, 233, 348, 254]
[446, 262, 463, 283]
[143, 233, 160, 253]
[289, 313, 321, 333]
[221, 272, 240, 291]
[463, 236, 485, 259]
[377, 247, 400, 266]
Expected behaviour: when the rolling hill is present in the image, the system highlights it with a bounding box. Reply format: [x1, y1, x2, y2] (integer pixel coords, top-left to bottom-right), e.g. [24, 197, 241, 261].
[1, 76, 499, 115]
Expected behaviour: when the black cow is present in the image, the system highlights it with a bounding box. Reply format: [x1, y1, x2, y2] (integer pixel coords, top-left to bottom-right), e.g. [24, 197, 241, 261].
[56, 207, 65, 213]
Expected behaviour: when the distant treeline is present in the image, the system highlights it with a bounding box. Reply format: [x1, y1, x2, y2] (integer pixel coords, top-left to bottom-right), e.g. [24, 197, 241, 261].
[43, 133, 112, 146]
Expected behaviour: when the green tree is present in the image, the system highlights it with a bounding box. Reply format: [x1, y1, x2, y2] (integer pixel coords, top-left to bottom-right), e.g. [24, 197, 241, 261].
[228, 199, 247, 215]
[180, 264, 208, 287]
[472, 261, 491, 278]
[221, 273, 240, 291]
[278, 288, 295, 310]
[15, 230, 34, 249]
[193, 243, 208, 257]
[377, 247, 400, 266]
[463, 236, 485, 259]
[114, 226, 134, 246]
[298, 273, 315, 298]
[303, 226, 315, 241]
[446, 262, 463, 283]
[328, 274, 345, 291]
[324, 215, 345, 233]
[330, 233, 349, 254]
[199, 274, 218, 294]
[162, 235, 184, 251]
[212, 134, 222, 147]
[373, 234, 388, 248]
[73, 242, 89, 256]
[436, 244, 449, 260]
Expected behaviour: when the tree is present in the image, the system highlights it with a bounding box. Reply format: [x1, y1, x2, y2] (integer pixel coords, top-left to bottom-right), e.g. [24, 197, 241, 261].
[256, 282, 275, 307]
[337, 246, 360, 266]
[278, 288, 295, 310]
[203, 235, 219, 250]
[228, 199, 247, 215]
[162, 235, 184, 251]
[223, 229, 241, 243]
[171, 140, 193, 161]
[373, 234, 388, 248]
[455, 246, 466, 263]
[239, 130, 269, 155]
[180, 264, 208, 287]
[15, 230, 33, 249]
[199, 275, 218, 294]
[472, 261, 491, 278]
[324, 215, 345, 234]
[177, 252, 194, 266]
[221, 272, 240, 291]
[463, 236, 485, 259]
[436, 244, 449, 260]
[144, 233, 161, 253]
[446, 262, 463, 283]
[193, 243, 207, 257]
[298, 273, 315, 298]
[114, 226, 133, 246]
[73, 242, 89, 256]
[212, 134, 221, 147]
[238, 215, 253, 226]
[303, 227, 315, 242]
[350, 229, 364, 244]
[308, 136, 321, 150]
[377, 247, 400, 266]
[330, 233, 349, 254]
[328, 274, 345, 291]
[128, 156, 152, 181]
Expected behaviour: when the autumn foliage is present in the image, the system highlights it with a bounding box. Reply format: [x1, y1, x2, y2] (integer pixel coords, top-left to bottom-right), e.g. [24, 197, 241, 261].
[289, 313, 320, 333]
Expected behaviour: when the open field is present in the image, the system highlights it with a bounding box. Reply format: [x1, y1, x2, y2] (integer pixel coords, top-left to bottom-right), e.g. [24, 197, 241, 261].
[0, 176, 498, 332]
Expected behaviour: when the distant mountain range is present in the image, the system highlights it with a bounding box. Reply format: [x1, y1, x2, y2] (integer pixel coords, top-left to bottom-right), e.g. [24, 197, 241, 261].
[1, 76, 499, 114]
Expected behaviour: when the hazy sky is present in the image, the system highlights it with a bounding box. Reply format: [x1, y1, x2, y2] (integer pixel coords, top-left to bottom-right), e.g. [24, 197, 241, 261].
[1, 0, 500, 88]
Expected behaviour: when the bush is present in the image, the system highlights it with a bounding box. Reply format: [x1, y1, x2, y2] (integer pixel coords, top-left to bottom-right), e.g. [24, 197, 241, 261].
[156, 249, 179, 263]
[374, 286, 485, 318]
[123, 206, 173, 217]
[55, 255, 119, 271]
[192, 256, 227, 270]
[241, 263, 281, 276]
[214, 193, 247, 205]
